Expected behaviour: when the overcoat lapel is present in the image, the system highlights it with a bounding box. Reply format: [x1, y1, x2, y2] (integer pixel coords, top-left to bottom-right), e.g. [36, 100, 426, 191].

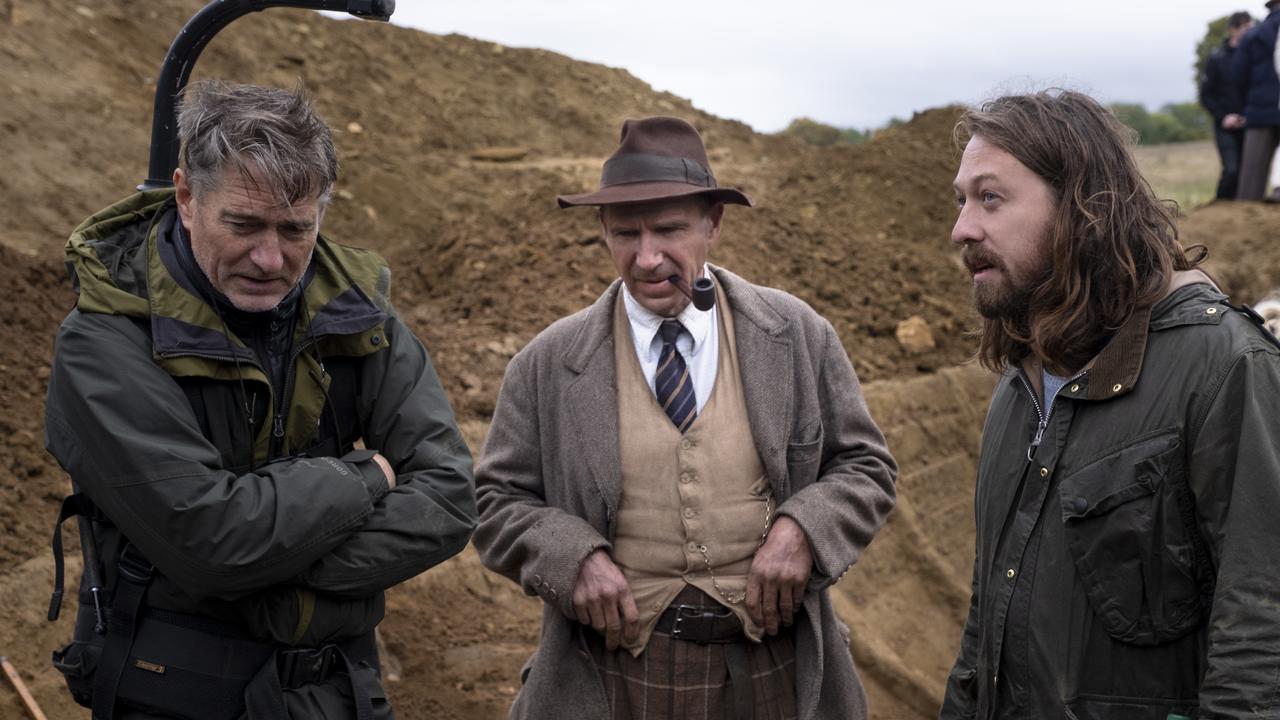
[716, 267, 796, 498]
[564, 282, 624, 519]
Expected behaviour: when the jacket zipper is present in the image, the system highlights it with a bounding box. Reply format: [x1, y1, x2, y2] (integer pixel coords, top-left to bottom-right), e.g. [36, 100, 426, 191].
[1016, 368, 1086, 463]
[1017, 373, 1049, 462]
[156, 348, 257, 365]
[161, 340, 314, 459]
[269, 337, 319, 459]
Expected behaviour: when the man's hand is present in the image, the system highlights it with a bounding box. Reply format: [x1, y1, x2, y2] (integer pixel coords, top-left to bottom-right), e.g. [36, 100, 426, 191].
[1224, 113, 1246, 130]
[745, 516, 812, 635]
[372, 452, 397, 489]
[572, 549, 639, 651]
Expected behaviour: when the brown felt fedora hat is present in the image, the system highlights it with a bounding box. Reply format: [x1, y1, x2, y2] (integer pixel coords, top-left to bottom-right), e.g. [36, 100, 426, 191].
[557, 116, 754, 208]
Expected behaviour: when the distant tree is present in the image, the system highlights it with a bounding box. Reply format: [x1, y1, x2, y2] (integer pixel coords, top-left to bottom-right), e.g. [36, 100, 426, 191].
[840, 127, 868, 144]
[1162, 101, 1211, 138]
[1110, 102, 1211, 144]
[1110, 103, 1153, 139]
[781, 118, 843, 146]
[780, 117, 869, 146]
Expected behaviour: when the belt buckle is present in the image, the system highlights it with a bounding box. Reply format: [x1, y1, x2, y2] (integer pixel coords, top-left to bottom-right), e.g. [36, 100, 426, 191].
[671, 604, 731, 644]
[117, 544, 154, 583]
[278, 645, 337, 688]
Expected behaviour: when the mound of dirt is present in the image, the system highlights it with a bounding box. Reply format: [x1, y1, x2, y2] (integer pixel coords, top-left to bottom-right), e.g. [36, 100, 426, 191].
[1188, 201, 1280, 303]
[3, 1, 1280, 719]
[0, 244, 74, 568]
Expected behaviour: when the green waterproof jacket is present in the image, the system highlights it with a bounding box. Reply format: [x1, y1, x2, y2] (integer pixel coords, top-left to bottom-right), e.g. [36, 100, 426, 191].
[940, 280, 1280, 720]
[44, 190, 477, 716]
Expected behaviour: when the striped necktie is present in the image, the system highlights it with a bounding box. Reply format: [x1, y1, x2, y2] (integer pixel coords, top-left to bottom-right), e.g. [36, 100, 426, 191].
[655, 320, 697, 432]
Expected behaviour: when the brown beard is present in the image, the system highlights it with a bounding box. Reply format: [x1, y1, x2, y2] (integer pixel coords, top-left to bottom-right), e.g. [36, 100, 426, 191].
[973, 272, 1034, 320]
[963, 230, 1054, 321]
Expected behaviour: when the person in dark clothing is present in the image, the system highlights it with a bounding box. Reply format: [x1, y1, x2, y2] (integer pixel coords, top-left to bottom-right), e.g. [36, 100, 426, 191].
[1200, 11, 1254, 199]
[1233, 0, 1280, 199]
[941, 90, 1280, 719]
[43, 81, 478, 719]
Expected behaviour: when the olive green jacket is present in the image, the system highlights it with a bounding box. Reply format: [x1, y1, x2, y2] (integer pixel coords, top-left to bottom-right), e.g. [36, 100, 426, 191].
[941, 281, 1280, 720]
[44, 190, 476, 712]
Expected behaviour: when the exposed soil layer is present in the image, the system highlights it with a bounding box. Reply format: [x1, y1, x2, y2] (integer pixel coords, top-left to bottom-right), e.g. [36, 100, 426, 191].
[2, 2, 1279, 718]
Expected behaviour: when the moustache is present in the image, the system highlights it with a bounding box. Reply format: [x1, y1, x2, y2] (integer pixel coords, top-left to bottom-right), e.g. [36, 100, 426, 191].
[634, 272, 678, 284]
[962, 247, 1003, 275]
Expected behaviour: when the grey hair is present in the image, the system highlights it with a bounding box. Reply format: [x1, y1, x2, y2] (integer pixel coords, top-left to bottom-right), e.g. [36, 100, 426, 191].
[177, 80, 338, 205]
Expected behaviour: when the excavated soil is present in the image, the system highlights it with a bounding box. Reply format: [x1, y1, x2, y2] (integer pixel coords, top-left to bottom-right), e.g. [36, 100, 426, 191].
[2, 2, 1280, 718]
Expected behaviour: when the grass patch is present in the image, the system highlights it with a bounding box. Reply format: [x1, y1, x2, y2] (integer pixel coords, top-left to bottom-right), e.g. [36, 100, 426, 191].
[1133, 140, 1219, 213]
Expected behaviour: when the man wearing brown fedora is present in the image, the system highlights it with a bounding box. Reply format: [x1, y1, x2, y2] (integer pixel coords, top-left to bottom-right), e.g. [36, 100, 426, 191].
[472, 116, 897, 720]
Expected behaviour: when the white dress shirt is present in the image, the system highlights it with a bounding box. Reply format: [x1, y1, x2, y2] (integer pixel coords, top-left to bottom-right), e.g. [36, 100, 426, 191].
[620, 268, 719, 413]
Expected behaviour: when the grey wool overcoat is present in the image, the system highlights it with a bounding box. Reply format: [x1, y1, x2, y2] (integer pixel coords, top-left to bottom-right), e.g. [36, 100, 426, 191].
[473, 266, 898, 719]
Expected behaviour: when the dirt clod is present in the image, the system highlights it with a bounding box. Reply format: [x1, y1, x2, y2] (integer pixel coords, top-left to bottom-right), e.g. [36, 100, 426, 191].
[895, 316, 936, 354]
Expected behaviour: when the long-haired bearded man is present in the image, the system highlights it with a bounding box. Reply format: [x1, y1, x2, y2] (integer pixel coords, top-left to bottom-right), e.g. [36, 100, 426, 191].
[941, 89, 1280, 720]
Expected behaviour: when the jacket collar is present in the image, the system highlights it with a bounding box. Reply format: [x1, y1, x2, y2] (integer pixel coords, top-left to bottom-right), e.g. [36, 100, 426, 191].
[65, 189, 391, 370]
[1078, 271, 1223, 400]
[147, 203, 387, 364]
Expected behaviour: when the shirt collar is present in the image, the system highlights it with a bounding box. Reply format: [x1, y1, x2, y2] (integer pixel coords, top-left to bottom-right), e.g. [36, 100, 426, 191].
[621, 265, 715, 356]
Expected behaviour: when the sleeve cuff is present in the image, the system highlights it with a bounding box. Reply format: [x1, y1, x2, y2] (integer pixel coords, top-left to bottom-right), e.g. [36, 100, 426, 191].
[341, 448, 391, 503]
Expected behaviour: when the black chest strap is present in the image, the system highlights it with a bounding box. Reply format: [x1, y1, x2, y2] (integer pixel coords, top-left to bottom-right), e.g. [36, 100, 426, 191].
[91, 543, 154, 720]
[48, 493, 108, 630]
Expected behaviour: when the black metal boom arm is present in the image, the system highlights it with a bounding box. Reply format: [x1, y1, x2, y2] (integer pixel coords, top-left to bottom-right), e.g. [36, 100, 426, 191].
[140, 0, 395, 191]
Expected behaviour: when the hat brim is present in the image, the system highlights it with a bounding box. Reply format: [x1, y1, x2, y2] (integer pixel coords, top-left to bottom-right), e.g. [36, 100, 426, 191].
[557, 181, 754, 209]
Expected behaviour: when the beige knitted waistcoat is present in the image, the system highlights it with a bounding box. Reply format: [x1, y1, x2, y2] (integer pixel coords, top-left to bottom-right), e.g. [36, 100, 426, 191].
[611, 283, 773, 655]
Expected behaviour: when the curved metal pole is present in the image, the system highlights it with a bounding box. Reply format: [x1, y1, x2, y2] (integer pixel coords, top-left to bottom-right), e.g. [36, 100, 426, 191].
[139, 0, 395, 191]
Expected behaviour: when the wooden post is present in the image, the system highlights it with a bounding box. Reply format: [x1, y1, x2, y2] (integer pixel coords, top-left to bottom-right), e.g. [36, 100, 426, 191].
[0, 657, 49, 720]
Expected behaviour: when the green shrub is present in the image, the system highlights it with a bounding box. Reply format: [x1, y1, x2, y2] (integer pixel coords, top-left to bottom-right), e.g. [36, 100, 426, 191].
[1110, 101, 1211, 144]
[780, 117, 869, 146]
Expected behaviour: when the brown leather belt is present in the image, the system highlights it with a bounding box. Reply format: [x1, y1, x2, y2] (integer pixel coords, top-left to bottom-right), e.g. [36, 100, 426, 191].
[652, 598, 756, 719]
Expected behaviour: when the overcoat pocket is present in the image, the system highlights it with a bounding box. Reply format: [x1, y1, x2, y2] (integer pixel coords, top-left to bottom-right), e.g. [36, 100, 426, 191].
[1059, 430, 1206, 646]
[784, 428, 823, 493]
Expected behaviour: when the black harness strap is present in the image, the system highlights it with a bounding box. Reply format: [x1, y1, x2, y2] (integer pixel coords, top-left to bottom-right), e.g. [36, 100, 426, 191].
[49, 493, 109, 625]
[48, 494, 87, 622]
[243, 633, 377, 720]
[91, 544, 153, 720]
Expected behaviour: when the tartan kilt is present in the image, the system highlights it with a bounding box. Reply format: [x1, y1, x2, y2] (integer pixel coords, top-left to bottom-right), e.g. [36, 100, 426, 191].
[585, 587, 798, 720]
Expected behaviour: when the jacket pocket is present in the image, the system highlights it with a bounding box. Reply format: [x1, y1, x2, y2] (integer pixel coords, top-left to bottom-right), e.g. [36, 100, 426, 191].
[940, 666, 979, 720]
[784, 429, 824, 493]
[1066, 694, 1197, 719]
[1059, 430, 1206, 646]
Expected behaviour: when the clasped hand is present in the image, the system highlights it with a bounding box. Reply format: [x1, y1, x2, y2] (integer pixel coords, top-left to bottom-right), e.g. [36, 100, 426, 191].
[572, 549, 639, 651]
[570, 516, 813, 649]
[745, 515, 812, 635]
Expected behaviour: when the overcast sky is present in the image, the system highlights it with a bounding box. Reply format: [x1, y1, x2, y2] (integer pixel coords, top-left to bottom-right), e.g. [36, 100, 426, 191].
[372, 0, 1268, 133]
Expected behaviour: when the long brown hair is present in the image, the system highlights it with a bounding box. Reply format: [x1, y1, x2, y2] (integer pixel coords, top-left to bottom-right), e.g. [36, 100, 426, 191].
[956, 90, 1203, 374]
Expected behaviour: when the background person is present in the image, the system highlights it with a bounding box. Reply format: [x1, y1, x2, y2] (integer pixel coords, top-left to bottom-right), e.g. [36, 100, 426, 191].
[1232, 0, 1280, 199]
[1200, 11, 1254, 200]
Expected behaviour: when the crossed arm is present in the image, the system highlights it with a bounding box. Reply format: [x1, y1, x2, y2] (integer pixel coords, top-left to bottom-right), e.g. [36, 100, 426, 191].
[45, 309, 476, 642]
